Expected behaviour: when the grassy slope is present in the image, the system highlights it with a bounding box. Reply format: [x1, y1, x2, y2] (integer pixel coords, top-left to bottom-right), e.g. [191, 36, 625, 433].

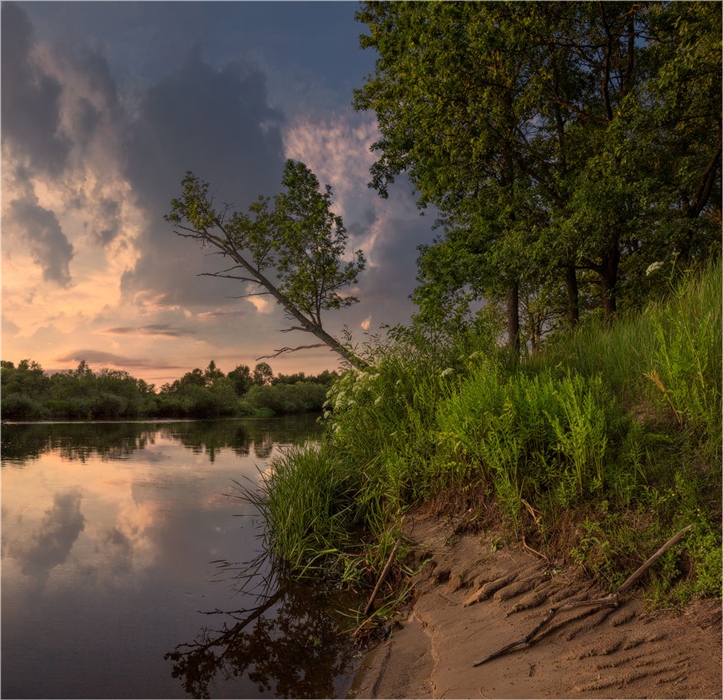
[253, 260, 721, 606]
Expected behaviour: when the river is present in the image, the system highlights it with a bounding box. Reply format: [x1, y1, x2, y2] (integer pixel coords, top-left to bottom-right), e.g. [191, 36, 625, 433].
[1, 417, 359, 699]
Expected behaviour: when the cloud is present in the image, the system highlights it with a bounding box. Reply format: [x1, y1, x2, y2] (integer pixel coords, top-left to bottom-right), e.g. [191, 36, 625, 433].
[1, 3, 431, 379]
[6, 194, 74, 287]
[54, 349, 184, 371]
[1, 2, 70, 177]
[284, 111, 380, 249]
[283, 112, 437, 331]
[120, 52, 287, 309]
[197, 309, 247, 319]
[10, 490, 85, 581]
[100, 324, 197, 338]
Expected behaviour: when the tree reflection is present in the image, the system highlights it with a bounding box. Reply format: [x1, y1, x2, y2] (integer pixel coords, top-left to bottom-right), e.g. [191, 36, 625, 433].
[1, 415, 323, 464]
[0, 422, 155, 463]
[165, 575, 358, 699]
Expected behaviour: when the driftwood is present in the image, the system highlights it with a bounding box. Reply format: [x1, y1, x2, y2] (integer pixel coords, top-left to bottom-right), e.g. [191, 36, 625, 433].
[473, 524, 693, 667]
[364, 539, 401, 617]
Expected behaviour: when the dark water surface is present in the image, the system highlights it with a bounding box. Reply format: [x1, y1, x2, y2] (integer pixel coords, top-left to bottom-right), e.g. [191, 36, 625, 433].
[2, 417, 359, 699]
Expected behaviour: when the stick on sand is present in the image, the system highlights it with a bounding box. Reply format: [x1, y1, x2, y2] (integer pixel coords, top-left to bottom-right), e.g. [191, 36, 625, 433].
[473, 524, 693, 667]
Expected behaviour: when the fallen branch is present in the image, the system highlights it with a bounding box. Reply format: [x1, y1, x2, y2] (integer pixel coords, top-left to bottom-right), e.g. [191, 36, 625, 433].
[364, 539, 401, 617]
[473, 524, 693, 667]
[521, 535, 550, 564]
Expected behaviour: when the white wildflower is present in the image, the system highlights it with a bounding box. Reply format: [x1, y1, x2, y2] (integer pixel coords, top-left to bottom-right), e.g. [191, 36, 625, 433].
[440, 367, 454, 378]
[646, 261, 664, 276]
[374, 396, 382, 406]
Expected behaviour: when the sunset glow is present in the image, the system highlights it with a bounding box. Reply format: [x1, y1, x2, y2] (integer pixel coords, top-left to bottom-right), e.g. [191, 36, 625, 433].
[2, 2, 436, 385]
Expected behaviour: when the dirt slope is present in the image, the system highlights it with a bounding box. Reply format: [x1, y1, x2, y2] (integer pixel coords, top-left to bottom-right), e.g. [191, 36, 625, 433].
[351, 508, 722, 699]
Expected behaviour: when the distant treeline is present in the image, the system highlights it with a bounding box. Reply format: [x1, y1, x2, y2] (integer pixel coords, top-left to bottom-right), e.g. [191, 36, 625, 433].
[0, 359, 338, 421]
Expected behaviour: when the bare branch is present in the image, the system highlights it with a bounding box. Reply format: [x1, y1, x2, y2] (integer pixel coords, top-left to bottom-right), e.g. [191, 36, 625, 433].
[225, 292, 273, 299]
[473, 525, 693, 667]
[256, 344, 329, 361]
[198, 273, 261, 283]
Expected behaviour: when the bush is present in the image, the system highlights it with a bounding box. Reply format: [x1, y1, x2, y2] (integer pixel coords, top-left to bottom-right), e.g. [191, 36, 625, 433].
[255, 261, 721, 603]
[1, 394, 48, 421]
[247, 382, 328, 414]
[89, 393, 128, 419]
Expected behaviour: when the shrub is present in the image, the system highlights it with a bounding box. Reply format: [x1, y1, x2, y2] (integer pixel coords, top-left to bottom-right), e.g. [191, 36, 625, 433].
[1, 394, 48, 421]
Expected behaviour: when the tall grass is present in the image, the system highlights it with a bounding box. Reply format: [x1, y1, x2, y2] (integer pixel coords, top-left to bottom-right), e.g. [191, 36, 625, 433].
[252, 260, 721, 605]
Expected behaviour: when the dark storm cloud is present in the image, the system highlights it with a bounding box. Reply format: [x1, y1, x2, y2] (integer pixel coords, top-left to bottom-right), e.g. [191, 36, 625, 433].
[100, 324, 197, 338]
[121, 52, 287, 308]
[7, 197, 74, 287]
[11, 491, 85, 581]
[364, 214, 437, 308]
[1, 2, 70, 177]
[55, 350, 184, 371]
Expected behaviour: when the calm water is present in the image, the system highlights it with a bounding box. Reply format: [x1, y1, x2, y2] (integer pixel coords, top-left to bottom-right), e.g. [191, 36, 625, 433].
[1, 417, 359, 699]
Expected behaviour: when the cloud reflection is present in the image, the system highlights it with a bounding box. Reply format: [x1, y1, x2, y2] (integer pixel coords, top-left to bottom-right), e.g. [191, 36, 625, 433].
[10, 490, 85, 581]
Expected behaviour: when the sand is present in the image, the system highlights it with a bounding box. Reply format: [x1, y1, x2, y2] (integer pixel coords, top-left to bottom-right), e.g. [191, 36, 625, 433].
[350, 507, 722, 699]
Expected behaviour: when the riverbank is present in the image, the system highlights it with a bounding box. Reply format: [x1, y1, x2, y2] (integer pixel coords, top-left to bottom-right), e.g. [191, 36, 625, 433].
[254, 261, 721, 608]
[350, 506, 722, 699]
[348, 507, 721, 698]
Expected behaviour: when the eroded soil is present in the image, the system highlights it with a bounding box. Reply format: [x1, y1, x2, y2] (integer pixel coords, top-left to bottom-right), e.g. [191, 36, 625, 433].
[351, 507, 721, 699]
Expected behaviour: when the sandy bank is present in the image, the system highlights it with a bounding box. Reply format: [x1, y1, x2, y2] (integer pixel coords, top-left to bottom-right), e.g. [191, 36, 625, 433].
[350, 508, 721, 699]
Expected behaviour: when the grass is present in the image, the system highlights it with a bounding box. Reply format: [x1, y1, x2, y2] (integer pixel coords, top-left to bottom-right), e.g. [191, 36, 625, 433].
[246, 259, 722, 607]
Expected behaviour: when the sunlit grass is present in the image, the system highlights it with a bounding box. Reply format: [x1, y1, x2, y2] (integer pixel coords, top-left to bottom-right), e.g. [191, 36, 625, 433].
[253, 259, 721, 605]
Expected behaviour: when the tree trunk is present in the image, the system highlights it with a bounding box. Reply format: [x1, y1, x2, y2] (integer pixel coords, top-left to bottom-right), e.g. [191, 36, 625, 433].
[206, 230, 370, 371]
[507, 282, 520, 356]
[599, 247, 620, 324]
[564, 264, 579, 329]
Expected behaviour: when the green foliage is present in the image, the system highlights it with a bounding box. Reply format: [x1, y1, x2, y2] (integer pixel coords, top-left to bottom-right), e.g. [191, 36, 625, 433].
[645, 262, 722, 455]
[246, 443, 362, 575]
[166, 159, 367, 368]
[252, 362, 274, 386]
[256, 263, 721, 604]
[1, 358, 335, 421]
[354, 1, 721, 334]
[246, 382, 328, 415]
[227, 364, 253, 396]
[1, 393, 49, 421]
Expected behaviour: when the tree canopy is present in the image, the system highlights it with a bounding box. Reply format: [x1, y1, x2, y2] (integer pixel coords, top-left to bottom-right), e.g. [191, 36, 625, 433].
[354, 1, 721, 347]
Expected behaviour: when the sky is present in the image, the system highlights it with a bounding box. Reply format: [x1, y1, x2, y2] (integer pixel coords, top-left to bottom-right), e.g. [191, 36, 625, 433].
[1, 1, 437, 387]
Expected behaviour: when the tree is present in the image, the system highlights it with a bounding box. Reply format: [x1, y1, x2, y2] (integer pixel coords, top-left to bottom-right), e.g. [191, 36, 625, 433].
[203, 360, 224, 385]
[252, 362, 274, 386]
[354, 2, 721, 334]
[227, 364, 253, 396]
[354, 2, 556, 352]
[166, 160, 368, 370]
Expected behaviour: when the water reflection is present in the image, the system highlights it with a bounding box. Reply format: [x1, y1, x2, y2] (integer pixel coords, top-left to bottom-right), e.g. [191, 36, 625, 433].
[1, 416, 359, 700]
[167, 576, 359, 699]
[8, 489, 86, 582]
[1, 415, 322, 464]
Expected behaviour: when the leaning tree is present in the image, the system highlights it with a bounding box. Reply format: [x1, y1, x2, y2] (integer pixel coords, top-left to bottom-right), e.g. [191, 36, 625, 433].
[166, 160, 368, 370]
